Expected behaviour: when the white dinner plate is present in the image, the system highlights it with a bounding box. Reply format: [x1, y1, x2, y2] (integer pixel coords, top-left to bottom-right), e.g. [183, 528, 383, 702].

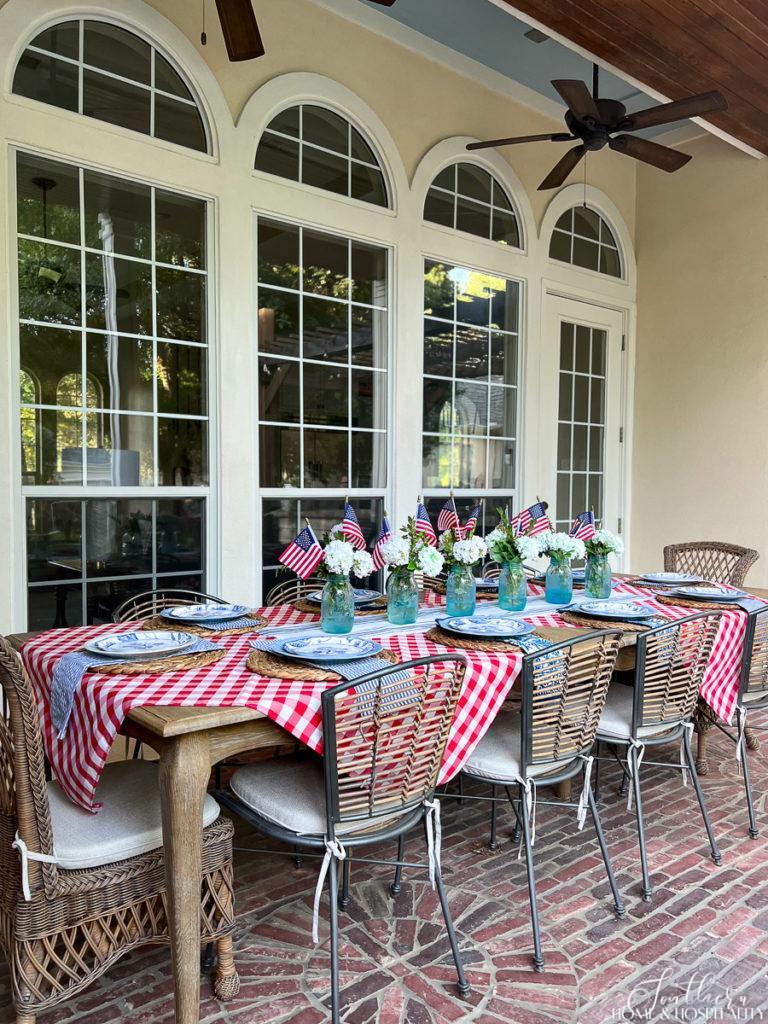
[437, 614, 534, 638]
[277, 635, 383, 661]
[672, 585, 746, 602]
[84, 631, 194, 658]
[640, 572, 702, 585]
[574, 600, 650, 620]
[476, 578, 499, 590]
[161, 603, 248, 622]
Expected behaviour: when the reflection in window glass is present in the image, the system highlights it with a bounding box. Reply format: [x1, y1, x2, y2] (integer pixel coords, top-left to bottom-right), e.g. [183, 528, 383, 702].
[424, 162, 520, 247]
[549, 207, 622, 278]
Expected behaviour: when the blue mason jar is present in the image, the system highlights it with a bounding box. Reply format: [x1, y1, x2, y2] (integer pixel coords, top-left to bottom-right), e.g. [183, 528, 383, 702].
[585, 553, 612, 599]
[321, 574, 355, 634]
[545, 556, 573, 605]
[446, 564, 477, 616]
[498, 559, 527, 612]
[387, 569, 419, 625]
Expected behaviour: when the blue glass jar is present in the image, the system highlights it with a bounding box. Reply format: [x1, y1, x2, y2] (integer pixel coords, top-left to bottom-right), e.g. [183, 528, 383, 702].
[387, 569, 419, 625]
[498, 559, 527, 612]
[545, 556, 573, 605]
[321, 574, 355, 634]
[585, 553, 612, 599]
[446, 564, 476, 616]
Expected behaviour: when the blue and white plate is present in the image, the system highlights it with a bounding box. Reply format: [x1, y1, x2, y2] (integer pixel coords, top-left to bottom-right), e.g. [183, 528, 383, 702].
[161, 603, 248, 623]
[84, 631, 194, 658]
[672, 584, 746, 602]
[278, 635, 383, 662]
[640, 572, 702, 585]
[476, 578, 499, 591]
[438, 614, 534, 639]
[575, 600, 650, 621]
[306, 589, 383, 606]
[571, 568, 586, 582]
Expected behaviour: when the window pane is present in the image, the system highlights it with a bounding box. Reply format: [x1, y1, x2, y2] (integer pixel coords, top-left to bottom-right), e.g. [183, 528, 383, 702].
[26, 499, 82, 582]
[85, 498, 152, 575]
[30, 21, 79, 58]
[423, 435, 452, 490]
[18, 240, 81, 325]
[303, 297, 348, 362]
[155, 192, 206, 269]
[156, 498, 205, 573]
[490, 333, 517, 386]
[488, 439, 515, 488]
[549, 229, 571, 263]
[259, 357, 300, 423]
[85, 253, 152, 335]
[573, 236, 599, 271]
[28, 584, 83, 631]
[488, 387, 516, 437]
[492, 209, 519, 247]
[30, 407, 80, 484]
[351, 242, 387, 306]
[258, 220, 299, 290]
[303, 230, 349, 298]
[455, 326, 489, 379]
[558, 373, 573, 420]
[492, 179, 512, 211]
[87, 577, 152, 625]
[260, 426, 300, 487]
[454, 436, 486, 488]
[457, 163, 492, 203]
[590, 427, 604, 472]
[424, 188, 454, 229]
[302, 145, 348, 195]
[573, 425, 588, 471]
[256, 133, 300, 181]
[574, 375, 589, 422]
[87, 334, 154, 412]
[17, 153, 80, 245]
[424, 320, 453, 378]
[157, 342, 206, 416]
[454, 381, 487, 435]
[268, 107, 300, 138]
[351, 164, 387, 206]
[13, 51, 79, 112]
[82, 69, 151, 135]
[304, 429, 348, 487]
[456, 196, 491, 238]
[20, 324, 81, 407]
[351, 307, 387, 368]
[424, 262, 454, 320]
[304, 364, 348, 426]
[351, 432, 385, 488]
[350, 127, 377, 163]
[86, 412, 153, 485]
[157, 418, 207, 485]
[84, 170, 151, 258]
[573, 206, 600, 240]
[302, 105, 349, 154]
[155, 54, 192, 100]
[258, 288, 299, 357]
[456, 272, 491, 327]
[424, 379, 452, 434]
[83, 22, 150, 84]
[575, 325, 591, 373]
[154, 94, 207, 152]
[490, 280, 518, 333]
[351, 370, 386, 430]
[599, 246, 621, 278]
[156, 267, 206, 342]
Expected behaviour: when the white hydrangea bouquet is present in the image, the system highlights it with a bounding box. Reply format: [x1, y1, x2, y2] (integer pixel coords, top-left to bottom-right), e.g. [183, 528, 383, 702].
[584, 528, 624, 558]
[485, 508, 542, 564]
[320, 524, 374, 579]
[439, 528, 488, 569]
[537, 530, 586, 563]
[381, 517, 445, 576]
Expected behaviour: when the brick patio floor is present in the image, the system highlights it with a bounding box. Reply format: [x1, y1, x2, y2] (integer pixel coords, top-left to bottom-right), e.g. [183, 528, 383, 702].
[3, 724, 768, 1024]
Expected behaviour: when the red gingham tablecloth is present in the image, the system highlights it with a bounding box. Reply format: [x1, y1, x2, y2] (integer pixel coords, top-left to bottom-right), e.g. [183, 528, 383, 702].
[19, 582, 758, 811]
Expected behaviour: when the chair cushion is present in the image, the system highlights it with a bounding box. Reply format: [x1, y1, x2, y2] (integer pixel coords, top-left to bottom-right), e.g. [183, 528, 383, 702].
[48, 761, 220, 870]
[462, 709, 580, 784]
[597, 684, 682, 742]
[742, 689, 768, 706]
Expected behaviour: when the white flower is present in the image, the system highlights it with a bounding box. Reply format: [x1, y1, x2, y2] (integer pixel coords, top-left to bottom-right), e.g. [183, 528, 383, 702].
[323, 539, 355, 575]
[452, 535, 488, 565]
[591, 529, 624, 555]
[485, 527, 505, 548]
[516, 535, 542, 561]
[418, 546, 444, 576]
[381, 537, 410, 567]
[352, 549, 374, 578]
[438, 531, 452, 552]
[328, 522, 345, 539]
[539, 531, 585, 561]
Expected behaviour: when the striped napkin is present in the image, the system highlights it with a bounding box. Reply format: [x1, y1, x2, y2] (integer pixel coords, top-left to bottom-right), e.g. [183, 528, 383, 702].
[176, 614, 259, 631]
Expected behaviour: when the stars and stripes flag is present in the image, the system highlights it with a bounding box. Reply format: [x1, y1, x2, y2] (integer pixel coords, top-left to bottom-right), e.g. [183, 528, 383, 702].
[464, 501, 482, 537]
[511, 501, 552, 537]
[372, 514, 392, 570]
[342, 501, 367, 551]
[415, 500, 438, 548]
[570, 510, 597, 542]
[278, 524, 324, 579]
[437, 496, 461, 535]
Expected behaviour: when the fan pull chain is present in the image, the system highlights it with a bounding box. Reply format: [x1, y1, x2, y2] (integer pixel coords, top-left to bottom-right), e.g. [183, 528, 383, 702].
[201, 0, 207, 46]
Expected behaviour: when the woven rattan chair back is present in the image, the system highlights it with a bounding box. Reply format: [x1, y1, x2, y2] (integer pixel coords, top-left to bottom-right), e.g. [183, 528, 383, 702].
[634, 614, 720, 731]
[663, 541, 759, 587]
[521, 631, 622, 771]
[112, 588, 226, 623]
[264, 577, 321, 606]
[321, 654, 466, 836]
[739, 606, 768, 700]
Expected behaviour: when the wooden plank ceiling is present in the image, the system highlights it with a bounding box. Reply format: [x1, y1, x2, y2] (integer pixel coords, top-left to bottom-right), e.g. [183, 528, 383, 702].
[499, 0, 768, 155]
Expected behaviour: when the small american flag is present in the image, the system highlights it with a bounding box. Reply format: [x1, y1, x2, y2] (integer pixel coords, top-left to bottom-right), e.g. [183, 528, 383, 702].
[464, 502, 482, 537]
[278, 524, 324, 579]
[512, 501, 551, 537]
[416, 501, 438, 547]
[437, 497, 460, 534]
[372, 515, 392, 570]
[342, 502, 367, 551]
[570, 510, 597, 542]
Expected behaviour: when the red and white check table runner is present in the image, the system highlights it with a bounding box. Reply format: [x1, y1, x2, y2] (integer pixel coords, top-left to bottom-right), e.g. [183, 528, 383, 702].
[20, 583, 759, 811]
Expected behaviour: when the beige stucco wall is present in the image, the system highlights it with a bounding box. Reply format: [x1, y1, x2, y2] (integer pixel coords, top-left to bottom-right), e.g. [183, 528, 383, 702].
[632, 134, 768, 586]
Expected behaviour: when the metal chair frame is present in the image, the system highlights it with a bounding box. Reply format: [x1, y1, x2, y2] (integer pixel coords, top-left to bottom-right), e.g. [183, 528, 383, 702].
[264, 576, 321, 606]
[111, 588, 226, 623]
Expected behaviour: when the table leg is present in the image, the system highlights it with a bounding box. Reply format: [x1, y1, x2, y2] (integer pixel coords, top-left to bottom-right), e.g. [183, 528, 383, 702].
[158, 732, 211, 1024]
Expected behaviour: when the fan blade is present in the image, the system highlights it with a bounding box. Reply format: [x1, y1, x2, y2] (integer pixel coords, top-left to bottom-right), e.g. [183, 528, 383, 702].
[467, 132, 573, 151]
[625, 90, 727, 131]
[552, 80, 601, 122]
[215, 0, 265, 61]
[609, 134, 692, 172]
[366, 0, 397, 4]
[538, 145, 586, 190]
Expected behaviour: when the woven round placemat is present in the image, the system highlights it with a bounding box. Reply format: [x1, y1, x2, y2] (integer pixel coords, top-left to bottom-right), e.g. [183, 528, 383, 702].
[654, 594, 745, 612]
[140, 612, 267, 636]
[246, 646, 399, 681]
[98, 648, 226, 675]
[425, 625, 535, 653]
[559, 610, 653, 633]
[294, 598, 387, 617]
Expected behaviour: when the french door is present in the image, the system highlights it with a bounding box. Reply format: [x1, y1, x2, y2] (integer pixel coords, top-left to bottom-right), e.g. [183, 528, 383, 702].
[541, 295, 625, 549]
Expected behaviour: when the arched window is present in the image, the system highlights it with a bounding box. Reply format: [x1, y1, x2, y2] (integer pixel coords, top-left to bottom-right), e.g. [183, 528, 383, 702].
[13, 19, 209, 153]
[549, 206, 622, 278]
[255, 104, 389, 207]
[424, 162, 520, 247]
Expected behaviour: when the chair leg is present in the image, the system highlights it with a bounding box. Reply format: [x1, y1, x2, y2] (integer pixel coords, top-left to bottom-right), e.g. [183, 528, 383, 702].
[390, 834, 406, 895]
[428, 831, 470, 996]
[511, 783, 522, 844]
[16, 1014, 35, 1024]
[629, 746, 653, 903]
[213, 934, 240, 999]
[587, 784, 625, 918]
[457, 774, 465, 804]
[520, 789, 544, 972]
[201, 941, 215, 973]
[739, 720, 760, 840]
[292, 844, 304, 869]
[328, 856, 341, 1024]
[339, 858, 351, 910]
[681, 728, 721, 863]
[593, 740, 601, 801]
[488, 784, 499, 851]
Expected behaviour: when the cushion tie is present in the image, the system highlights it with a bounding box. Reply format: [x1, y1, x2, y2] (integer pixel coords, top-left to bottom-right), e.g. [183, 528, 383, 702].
[576, 755, 594, 831]
[423, 798, 442, 889]
[516, 777, 537, 860]
[626, 740, 645, 812]
[679, 722, 694, 787]
[736, 705, 748, 776]
[12, 832, 58, 901]
[312, 838, 346, 945]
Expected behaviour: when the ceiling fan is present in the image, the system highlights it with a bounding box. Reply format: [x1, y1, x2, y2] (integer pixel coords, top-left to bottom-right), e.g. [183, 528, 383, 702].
[209, 0, 396, 61]
[467, 65, 728, 190]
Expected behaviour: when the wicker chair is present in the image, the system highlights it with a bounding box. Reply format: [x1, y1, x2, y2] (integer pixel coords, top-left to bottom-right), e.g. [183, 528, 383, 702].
[216, 654, 470, 1024]
[264, 577, 320, 606]
[595, 613, 722, 902]
[112, 588, 227, 623]
[0, 639, 238, 1023]
[663, 541, 759, 587]
[461, 631, 624, 971]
